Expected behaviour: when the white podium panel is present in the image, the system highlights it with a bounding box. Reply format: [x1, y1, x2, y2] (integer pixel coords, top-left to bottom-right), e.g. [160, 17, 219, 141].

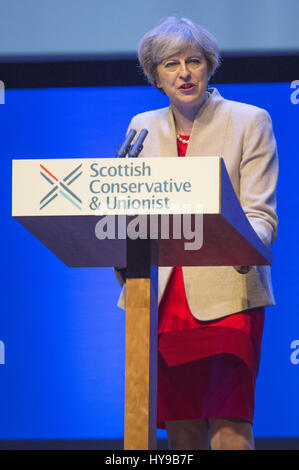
[12, 157, 272, 267]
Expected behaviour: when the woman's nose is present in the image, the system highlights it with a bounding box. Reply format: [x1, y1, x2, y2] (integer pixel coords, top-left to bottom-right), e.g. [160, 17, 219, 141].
[179, 61, 191, 77]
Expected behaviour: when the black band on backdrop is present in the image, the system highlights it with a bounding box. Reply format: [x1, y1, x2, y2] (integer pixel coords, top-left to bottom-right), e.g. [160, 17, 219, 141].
[0, 53, 298, 88]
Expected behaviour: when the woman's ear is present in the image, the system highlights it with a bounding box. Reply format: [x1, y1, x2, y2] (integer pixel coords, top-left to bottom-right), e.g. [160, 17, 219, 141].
[155, 83, 165, 94]
[153, 70, 161, 89]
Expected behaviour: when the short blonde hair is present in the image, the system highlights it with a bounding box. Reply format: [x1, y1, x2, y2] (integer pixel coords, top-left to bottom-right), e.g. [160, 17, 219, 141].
[138, 16, 221, 88]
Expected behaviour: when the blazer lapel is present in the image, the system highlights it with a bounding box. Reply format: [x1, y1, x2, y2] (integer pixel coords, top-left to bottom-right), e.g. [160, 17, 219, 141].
[157, 107, 178, 157]
[187, 88, 230, 157]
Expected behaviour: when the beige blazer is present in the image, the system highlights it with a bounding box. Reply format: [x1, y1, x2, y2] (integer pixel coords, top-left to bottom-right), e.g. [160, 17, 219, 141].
[117, 88, 278, 321]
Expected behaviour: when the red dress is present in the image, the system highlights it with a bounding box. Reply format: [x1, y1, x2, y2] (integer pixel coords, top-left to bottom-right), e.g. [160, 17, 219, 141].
[157, 136, 265, 428]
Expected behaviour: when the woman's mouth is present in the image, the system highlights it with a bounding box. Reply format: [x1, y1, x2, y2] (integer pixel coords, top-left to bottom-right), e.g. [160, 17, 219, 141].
[179, 83, 196, 92]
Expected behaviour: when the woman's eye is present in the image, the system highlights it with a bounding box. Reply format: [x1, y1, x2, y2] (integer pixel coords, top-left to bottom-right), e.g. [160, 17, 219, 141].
[188, 58, 201, 65]
[165, 61, 178, 68]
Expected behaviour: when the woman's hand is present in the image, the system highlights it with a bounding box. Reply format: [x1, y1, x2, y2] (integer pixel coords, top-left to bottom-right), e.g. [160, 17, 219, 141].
[233, 266, 252, 274]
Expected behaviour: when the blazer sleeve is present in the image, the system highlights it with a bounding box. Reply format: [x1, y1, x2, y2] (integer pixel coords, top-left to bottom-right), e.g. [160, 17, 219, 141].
[126, 115, 139, 137]
[239, 108, 278, 248]
[114, 268, 126, 286]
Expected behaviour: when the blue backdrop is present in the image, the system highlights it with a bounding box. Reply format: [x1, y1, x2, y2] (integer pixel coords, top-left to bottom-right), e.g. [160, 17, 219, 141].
[0, 82, 298, 439]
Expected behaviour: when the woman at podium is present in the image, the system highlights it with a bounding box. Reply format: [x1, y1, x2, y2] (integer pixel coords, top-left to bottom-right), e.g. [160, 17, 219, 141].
[117, 16, 278, 450]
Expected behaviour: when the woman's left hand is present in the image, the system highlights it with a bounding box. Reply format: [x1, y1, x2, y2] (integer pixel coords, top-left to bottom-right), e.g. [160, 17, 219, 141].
[233, 266, 252, 274]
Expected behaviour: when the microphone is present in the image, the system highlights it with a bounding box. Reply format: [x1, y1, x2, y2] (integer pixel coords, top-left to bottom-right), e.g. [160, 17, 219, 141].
[128, 129, 148, 158]
[116, 128, 137, 158]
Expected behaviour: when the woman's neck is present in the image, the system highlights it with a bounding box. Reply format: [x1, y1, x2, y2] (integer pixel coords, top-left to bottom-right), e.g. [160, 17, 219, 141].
[172, 109, 194, 135]
[171, 92, 208, 135]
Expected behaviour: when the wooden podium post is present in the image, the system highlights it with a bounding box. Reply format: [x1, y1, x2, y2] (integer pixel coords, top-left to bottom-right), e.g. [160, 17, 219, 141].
[124, 238, 158, 450]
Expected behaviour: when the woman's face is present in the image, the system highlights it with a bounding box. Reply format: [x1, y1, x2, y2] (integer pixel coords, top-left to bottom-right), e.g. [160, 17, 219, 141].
[156, 48, 210, 112]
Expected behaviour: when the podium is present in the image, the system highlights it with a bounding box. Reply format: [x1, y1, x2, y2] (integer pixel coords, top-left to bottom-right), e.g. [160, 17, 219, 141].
[12, 156, 272, 450]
